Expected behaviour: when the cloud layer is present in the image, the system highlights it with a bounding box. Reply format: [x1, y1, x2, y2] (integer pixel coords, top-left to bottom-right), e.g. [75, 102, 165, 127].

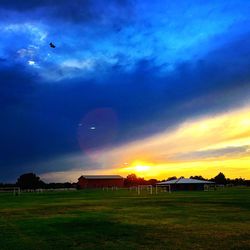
[1, 1, 250, 181]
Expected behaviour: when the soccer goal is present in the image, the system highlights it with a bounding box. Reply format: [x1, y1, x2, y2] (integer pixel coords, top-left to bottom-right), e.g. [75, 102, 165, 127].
[136, 185, 153, 195]
[155, 184, 171, 194]
[0, 187, 21, 196]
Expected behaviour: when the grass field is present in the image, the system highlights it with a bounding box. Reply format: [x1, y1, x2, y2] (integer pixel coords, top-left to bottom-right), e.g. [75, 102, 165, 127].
[0, 188, 250, 250]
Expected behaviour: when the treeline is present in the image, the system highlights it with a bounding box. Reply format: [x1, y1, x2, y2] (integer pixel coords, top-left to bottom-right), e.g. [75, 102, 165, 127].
[189, 172, 250, 186]
[124, 174, 158, 187]
[123, 172, 250, 187]
[0, 172, 249, 189]
[0, 173, 77, 189]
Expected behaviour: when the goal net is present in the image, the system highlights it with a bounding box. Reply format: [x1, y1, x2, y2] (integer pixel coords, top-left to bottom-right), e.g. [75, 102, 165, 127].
[156, 184, 171, 194]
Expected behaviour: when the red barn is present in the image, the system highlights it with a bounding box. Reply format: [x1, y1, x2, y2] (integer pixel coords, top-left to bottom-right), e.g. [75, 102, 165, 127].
[77, 175, 124, 189]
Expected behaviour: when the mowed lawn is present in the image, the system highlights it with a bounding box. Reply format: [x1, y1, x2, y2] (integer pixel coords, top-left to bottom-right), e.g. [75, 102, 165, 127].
[0, 188, 249, 250]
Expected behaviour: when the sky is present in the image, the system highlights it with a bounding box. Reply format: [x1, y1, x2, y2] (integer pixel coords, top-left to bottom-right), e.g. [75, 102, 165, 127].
[0, 0, 250, 182]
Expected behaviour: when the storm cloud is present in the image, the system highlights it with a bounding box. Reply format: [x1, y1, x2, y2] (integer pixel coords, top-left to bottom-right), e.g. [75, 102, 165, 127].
[1, 1, 250, 181]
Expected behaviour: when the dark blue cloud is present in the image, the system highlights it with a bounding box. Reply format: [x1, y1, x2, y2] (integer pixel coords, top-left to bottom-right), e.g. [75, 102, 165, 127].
[0, 65, 35, 108]
[0, 0, 134, 27]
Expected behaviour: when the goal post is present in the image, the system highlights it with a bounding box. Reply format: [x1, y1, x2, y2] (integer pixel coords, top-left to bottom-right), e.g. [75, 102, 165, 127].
[137, 185, 153, 195]
[156, 184, 171, 194]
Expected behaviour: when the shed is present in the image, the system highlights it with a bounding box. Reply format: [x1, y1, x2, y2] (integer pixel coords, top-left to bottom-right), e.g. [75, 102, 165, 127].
[157, 178, 214, 191]
[77, 175, 124, 189]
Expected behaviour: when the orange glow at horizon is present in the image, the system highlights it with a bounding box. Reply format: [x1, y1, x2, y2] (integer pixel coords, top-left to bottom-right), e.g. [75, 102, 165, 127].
[117, 156, 250, 180]
[113, 105, 250, 179]
[41, 104, 250, 183]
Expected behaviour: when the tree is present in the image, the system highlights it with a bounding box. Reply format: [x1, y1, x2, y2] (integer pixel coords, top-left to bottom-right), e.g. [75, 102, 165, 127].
[232, 178, 245, 186]
[147, 179, 158, 186]
[213, 172, 227, 185]
[126, 173, 137, 182]
[167, 176, 177, 181]
[124, 174, 140, 186]
[16, 173, 45, 189]
[124, 174, 149, 187]
[190, 175, 206, 180]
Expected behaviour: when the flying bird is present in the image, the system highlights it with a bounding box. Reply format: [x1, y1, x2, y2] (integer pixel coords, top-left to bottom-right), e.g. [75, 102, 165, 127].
[49, 42, 56, 48]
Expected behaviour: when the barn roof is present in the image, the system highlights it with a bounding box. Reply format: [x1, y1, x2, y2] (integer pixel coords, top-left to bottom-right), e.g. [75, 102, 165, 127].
[157, 178, 214, 185]
[79, 175, 123, 180]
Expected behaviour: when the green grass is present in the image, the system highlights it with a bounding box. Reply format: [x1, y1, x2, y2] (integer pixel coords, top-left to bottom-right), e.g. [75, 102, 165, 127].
[0, 187, 250, 250]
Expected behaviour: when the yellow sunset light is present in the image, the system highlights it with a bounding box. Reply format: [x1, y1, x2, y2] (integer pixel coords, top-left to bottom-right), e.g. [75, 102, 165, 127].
[135, 165, 151, 172]
[118, 162, 154, 178]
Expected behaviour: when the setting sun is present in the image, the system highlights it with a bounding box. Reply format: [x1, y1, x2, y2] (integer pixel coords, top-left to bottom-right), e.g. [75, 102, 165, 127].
[118, 162, 154, 178]
[134, 165, 151, 172]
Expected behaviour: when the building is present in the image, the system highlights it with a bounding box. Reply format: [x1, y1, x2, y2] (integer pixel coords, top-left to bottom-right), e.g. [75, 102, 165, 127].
[157, 178, 214, 191]
[77, 175, 124, 189]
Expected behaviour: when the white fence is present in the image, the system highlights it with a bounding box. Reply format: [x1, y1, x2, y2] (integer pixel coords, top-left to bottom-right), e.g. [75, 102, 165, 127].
[0, 187, 21, 195]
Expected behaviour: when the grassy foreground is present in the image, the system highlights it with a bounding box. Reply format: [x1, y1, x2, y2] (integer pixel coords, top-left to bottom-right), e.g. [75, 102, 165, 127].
[0, 188, 249, 250]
